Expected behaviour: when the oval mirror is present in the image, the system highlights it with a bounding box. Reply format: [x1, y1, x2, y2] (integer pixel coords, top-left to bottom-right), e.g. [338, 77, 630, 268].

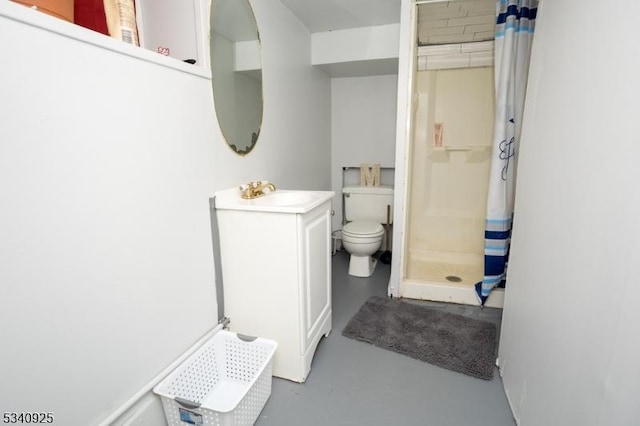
[210, 0, 263, 156]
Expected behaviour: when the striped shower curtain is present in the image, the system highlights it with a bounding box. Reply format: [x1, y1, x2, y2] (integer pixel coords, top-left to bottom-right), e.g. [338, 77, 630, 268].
[476, 0, 538, 304]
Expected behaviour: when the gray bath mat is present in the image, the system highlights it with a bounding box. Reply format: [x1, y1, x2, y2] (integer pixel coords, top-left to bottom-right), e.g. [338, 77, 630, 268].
[342, 296, 497, 380]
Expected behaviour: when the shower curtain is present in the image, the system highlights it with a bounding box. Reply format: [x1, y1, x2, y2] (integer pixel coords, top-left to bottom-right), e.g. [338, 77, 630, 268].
[476, 0, 538, 303]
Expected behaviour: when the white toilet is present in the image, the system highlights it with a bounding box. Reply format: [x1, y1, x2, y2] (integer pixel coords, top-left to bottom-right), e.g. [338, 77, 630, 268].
[342, 185, 394, 277]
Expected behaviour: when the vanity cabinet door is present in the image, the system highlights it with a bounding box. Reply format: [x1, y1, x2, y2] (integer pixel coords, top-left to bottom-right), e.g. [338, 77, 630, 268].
[297, 201, 332, 354]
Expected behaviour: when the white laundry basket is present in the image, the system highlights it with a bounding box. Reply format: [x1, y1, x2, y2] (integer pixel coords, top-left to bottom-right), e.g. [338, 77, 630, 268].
[153, 330, 277, 426]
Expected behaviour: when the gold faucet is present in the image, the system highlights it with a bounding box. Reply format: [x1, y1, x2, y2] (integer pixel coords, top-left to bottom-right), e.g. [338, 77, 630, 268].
[240, 181, 277, 199]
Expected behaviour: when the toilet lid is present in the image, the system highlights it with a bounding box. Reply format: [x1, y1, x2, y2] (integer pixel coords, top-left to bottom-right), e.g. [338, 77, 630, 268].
[343, 220, 384, 236]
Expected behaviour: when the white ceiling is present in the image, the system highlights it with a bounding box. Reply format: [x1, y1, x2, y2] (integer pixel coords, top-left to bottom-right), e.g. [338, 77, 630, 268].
[279, 0, 402, 33]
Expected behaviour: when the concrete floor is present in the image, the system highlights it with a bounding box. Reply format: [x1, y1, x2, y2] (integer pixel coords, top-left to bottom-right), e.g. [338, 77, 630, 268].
[255, 251, 515, 426]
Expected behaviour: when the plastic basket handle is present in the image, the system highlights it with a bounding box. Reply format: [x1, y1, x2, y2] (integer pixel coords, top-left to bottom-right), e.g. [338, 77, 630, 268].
[175, 397, 201, 410]
[237, 334, 257, 342]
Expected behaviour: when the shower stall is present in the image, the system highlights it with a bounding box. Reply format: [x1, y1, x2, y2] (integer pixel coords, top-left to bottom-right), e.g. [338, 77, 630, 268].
[401, 65, 503, 307]
[388, 0, 525, 307]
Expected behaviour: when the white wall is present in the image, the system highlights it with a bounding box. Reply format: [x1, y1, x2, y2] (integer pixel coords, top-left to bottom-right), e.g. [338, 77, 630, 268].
[0, 6, 218, 424]
[312, 24, 400, 66]
[0, 0, 331, 424]
[312, 24, 400, 78]
[331, 75, 398, 230]
[498, 1, 640, 425]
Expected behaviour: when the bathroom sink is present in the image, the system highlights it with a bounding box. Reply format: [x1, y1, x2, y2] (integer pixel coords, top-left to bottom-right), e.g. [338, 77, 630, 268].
[214, 188, 334, 214]
[254, 191, 315, 206]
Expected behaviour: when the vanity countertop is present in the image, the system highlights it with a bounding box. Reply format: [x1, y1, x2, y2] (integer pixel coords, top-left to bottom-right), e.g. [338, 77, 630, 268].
[214, 187, 334, 214]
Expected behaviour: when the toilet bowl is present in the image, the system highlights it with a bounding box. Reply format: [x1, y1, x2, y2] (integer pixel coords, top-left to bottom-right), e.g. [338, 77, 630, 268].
[341, 220, 385, 277]
[342, 185, 393, 277]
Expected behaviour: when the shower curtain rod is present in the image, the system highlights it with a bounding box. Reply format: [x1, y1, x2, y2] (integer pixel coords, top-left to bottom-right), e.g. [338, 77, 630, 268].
[415, 0, 450, 4]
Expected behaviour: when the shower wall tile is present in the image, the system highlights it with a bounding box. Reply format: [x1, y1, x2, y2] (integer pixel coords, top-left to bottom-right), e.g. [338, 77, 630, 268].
[464, 23, 494, 35]
[461, 41, 493, 53]
[418, 42, 494, 71]
[418, 44, 461, 56]
[469, 51, 493, 67]
[426, 53, 471, 70]
[420, 6, 468, 20]
[448, 14, 496, 28]
[418, 0, 495, 46]
[428, 34, 476, 45]
[417, 55, 428, 70]
[420, 25, 466, 38]
[473, 31, 495, 41]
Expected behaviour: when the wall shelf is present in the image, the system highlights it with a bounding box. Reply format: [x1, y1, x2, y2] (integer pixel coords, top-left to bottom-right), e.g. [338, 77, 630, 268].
[136, 0, 210, 70]
[1, 0, 211, 79]
[427, 145, 491, 163]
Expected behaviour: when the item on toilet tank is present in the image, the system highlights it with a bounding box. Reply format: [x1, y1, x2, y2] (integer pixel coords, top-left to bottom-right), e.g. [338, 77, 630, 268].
[342, 185, 393, 277]
[360, 163, 381, 186]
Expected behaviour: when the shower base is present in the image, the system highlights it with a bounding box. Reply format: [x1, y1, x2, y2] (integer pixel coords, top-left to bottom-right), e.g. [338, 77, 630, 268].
[401, 250, 504, 308]
[406, 257, 482, 285]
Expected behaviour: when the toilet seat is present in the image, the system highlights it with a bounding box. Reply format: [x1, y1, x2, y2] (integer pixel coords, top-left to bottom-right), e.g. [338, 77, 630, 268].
[342, 220, 384, 238]
[341, 220, 384, 278]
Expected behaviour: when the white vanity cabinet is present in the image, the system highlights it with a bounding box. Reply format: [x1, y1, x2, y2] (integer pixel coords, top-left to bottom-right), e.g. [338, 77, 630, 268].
[215, 189, 334, 382]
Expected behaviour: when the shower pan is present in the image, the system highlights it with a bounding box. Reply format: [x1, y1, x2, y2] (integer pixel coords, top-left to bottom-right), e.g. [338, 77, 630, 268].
[400, 66, 504, 307]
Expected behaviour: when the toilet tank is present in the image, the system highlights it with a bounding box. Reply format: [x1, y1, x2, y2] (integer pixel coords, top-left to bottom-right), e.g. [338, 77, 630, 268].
[343, 185, 394, 223]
